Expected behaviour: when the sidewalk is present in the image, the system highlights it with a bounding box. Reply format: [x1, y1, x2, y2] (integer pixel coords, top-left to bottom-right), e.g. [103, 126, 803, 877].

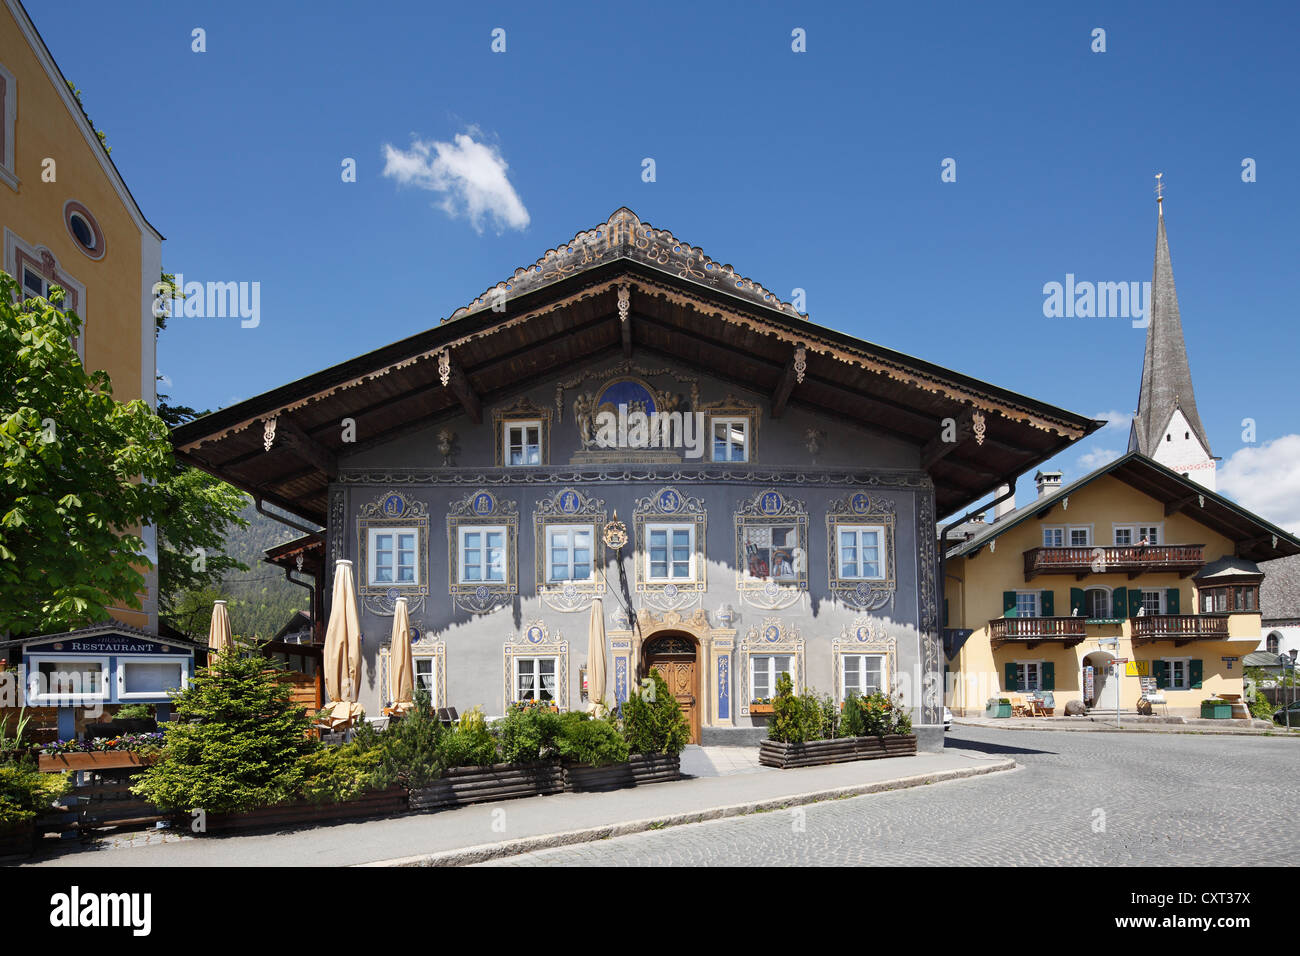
[21, 747, 1013, 868]
[953, 715, 1290, 736]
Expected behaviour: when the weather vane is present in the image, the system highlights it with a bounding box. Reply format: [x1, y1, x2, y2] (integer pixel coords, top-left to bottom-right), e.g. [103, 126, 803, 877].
[1155, 172, 1165, 214]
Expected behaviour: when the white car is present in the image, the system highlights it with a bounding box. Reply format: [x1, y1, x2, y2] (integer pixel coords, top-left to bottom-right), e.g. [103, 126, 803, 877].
[943, 706, 953, 731]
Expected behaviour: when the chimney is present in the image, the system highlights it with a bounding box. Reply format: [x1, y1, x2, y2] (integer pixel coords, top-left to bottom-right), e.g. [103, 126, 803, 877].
[1034, 470, 1063, 499]
[971, 512, 985, 524]
[993, 484, 1015, 520]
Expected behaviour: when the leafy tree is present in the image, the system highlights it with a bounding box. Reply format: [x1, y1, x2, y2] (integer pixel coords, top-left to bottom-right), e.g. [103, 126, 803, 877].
[131, 650, 316, 813]
[0, 274, 172, 635]
[619, 668, 690, 755]
[370, 685, 446, 789]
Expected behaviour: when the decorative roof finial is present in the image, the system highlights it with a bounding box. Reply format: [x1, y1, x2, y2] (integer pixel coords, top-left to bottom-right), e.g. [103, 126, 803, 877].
[1155, 172, 1164, 216]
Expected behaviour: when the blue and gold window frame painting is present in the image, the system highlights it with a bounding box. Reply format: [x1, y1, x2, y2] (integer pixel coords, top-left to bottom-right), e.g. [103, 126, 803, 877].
[503, 620, 569, 710]
[826, 493, 897, 612]
[633, 486, 707, 613]
[533, 487, 607, 613]
[447, 489, 519, 615]
[735, 489, 808, 611]
[492, 397, 553, 467]
[357, 491, 430, 616]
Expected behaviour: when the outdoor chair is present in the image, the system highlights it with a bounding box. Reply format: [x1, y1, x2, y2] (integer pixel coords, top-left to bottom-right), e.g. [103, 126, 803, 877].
[1010, 695, 1031, 717]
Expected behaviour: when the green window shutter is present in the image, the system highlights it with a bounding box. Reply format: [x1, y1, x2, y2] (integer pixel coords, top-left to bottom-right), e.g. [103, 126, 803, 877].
[1004, 662, 1019, 691]
[1041, 661, 1055, 691]
[1166, 588, 1180, 615]
[1040, 590, 1055, 617]
[1129, 588, 1145, 618]
[1069, 587, 1086, 616]
[1189, 659, 1203, 689]
[1153, 659, 1169, 689]
[1112, 586, 1127, 619]
[1003, 592, 1018, 617]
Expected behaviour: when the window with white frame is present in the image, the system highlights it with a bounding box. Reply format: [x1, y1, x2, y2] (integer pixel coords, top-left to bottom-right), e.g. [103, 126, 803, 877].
[515, 656, 558, 702]
[459, 526, 507, 583]
[1015, 591, 1040, 618]
[841, 654, 885, 698]
[1016, 662, 1042, 692]
[27, 656, 109, 704]
[838, 525, 885, 580]
[1069, 527, 1091, 547]
[1141, 589, 1165, 616]
[546, 524, 594, 582]
[751, 654, 793, 701]
[1115, 524, 1161, 546]
[503, 420, 542, 466]
[1163, 658, 1190, 690]
[415, 657, 437, 696]
[711, 418, 749, 462]
[0, 62, 15, 189]
[369, 527, 418, 585]
[646, 523, 694, 581]
[1042, 527, 1065, 547]
[1085, 587, 1111, 619]
[119, 658, 186, 699]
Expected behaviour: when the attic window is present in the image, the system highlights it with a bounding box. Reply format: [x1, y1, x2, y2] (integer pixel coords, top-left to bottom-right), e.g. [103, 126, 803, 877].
[64, 201, 105, 259]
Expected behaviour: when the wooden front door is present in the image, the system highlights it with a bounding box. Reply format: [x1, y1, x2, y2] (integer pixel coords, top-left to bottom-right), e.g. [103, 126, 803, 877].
[645, 656, 699, 745]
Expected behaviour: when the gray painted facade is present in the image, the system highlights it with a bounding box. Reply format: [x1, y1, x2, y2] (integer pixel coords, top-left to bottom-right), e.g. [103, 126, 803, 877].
[324, 358, 943, 747]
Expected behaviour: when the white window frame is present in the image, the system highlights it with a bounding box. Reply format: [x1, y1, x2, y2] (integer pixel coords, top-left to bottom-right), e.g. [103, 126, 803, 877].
[1084, 586, 1112, 620]
[710, 417, 750, 463]
[514, 655, 559, 702]
[503, 419, 543, 467]
[1014, 590, 1041, 619]
[117, 655, 190, 700]
[545, 523, 596, 584]
[644, 522, 696, 583]
[840, 653, 886, 699]
[1042, 526, 1065, 547]
[1114, 523, 1162, 546]
[1140, 588, 1166, 616]
[837, 524, 887, 581]
[1162, 657, 1191, 691]
[5, 229, 87, 360]
[0, 62, 16, 190]
[1068, 525, 1093, 547]
[26, 654, 110, 705]
[458, 525, 509, 584]
[368, 526, 420, 586]
[1015, 661, 1043, 693]
[750, 653, 795, 701]
[414, 656, 437, 697]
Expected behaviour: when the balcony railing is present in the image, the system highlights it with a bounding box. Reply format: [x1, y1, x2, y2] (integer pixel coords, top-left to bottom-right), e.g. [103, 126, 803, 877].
[1131, 613, 1230, 645]
[989, 616, 1088, 648]
[1022, 544, 1205, 581]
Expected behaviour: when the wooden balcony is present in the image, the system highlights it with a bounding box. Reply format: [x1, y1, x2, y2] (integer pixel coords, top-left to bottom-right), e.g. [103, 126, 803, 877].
[1022, 544, 1205, 581]
[989, 616, 1088, 649]
[1130, 614, 1230, 646]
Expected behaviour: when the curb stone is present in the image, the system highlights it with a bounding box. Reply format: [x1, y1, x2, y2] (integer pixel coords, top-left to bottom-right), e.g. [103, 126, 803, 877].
[356, 757, 1016, 867]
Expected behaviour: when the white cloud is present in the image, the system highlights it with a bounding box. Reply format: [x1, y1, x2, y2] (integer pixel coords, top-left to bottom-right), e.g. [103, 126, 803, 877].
[381, 131, 530, 234]
[1218, 434, 1300, 534]
[1092, 410, 1132, 432]
[157, 371, 172, 388]
[1075, 446, 1121, 474]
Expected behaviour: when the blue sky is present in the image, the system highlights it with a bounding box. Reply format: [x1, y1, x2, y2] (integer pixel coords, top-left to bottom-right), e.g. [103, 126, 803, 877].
[29, 0, 1300, 526]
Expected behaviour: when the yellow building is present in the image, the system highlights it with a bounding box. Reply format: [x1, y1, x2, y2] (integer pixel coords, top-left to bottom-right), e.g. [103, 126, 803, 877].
[0, 0, 164, 629]
[943, 456, 1300, 717]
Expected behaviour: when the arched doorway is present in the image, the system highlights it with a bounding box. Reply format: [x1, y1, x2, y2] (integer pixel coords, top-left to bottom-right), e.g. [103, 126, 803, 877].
[1082, 651, 1119, 712]
[641, 631, 700, 744]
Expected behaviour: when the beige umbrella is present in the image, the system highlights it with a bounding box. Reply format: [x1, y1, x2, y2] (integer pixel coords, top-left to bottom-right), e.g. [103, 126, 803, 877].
[208, 600, 234, 657]
[388, 597, 414, 715]
[323, 559, 363, 730]
[587, 597, 606, 713]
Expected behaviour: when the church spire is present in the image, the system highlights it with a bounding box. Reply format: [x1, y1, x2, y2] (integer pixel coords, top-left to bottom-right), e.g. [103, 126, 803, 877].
[1128, 181, 1216, 488]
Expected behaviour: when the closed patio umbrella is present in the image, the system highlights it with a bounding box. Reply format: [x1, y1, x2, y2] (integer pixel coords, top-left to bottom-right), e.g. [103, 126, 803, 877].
[587, 597, 606, 712]
[388, 597, 415, 715]
[323, 559, 363, 730]
[208, 600, 233, 657]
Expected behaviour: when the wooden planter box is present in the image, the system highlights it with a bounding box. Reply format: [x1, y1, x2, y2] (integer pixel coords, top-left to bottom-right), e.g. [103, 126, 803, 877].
[197, 787, 409, 834]
[564, 753, 681, 792]
[749, 704, 774, 715]
[38, 751, 156, 772]
[759, 734, 917, 769]
[409, 762, 565, 811]
[0, 822, 35, 858]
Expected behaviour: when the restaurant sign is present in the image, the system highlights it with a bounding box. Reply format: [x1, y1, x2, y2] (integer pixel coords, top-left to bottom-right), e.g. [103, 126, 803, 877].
[25, 635, 190, 656]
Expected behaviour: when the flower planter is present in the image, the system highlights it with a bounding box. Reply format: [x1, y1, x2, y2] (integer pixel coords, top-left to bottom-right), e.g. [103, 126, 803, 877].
[985, 700, 1012, 718]
[409, 762, 565, 811]
[564, 753, 681, 792]
[0, 822, 35, 858]
[1200, 701, 1233, 720]
[38, 751, 156, 772]
[758, 734, 917, 769]
[749, 704, 774, 715]
[196, 786, 409, 833]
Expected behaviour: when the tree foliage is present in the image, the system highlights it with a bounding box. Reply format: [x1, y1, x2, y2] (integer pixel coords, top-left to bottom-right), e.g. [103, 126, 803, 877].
[0, 274, 173, 634]
[620, 668, 690, 756]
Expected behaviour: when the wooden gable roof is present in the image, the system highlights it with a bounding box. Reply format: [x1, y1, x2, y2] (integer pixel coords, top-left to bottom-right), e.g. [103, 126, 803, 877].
[171, 208, 1100, 522]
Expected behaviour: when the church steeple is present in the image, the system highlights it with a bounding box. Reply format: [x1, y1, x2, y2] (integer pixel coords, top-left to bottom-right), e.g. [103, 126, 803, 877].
[1128, 181, 1216, 489]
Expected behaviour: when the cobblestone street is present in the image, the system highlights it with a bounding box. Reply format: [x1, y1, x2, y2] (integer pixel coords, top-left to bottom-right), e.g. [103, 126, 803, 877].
[482, 727, 1300, 866]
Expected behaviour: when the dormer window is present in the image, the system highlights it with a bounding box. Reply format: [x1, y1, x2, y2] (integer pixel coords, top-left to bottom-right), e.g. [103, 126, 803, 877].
[504, 420, 542, 466]
[711, 418, 749, 462]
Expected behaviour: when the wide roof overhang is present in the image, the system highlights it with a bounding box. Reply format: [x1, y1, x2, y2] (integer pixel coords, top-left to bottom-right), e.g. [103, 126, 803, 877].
[171, 208, 1100, 523]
